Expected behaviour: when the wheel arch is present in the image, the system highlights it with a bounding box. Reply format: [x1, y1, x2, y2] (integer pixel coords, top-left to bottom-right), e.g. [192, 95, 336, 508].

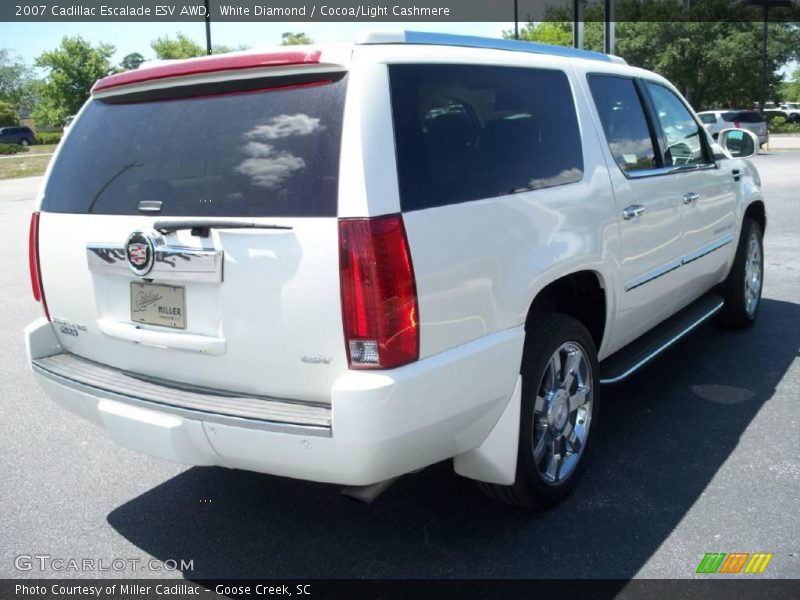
[523, 270, 610, 356]
[744, 199, 766, 234]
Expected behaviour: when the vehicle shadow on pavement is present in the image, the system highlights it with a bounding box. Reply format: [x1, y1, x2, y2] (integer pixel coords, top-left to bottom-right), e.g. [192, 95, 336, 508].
[107, 297, 799, 579]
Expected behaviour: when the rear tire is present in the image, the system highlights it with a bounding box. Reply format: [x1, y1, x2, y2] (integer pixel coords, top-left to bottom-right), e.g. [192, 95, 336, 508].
[720, 218, 763, 329]
[479, 313, 599, 509]
[20, 138, 29, 147]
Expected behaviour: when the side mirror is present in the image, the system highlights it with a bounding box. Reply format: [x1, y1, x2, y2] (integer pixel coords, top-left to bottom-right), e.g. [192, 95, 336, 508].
[717, 128, 758, 158]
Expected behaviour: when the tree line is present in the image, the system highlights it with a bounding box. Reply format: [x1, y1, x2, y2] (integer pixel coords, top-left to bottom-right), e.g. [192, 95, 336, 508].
[0, 31, 314, 127]
[1, 19, 798, 128]
[507, 0, 800, 111]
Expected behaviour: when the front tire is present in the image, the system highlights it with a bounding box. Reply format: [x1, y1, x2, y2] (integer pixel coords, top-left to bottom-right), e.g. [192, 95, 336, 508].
[721, 218, 764, 329]
[479, 313, 599, 509]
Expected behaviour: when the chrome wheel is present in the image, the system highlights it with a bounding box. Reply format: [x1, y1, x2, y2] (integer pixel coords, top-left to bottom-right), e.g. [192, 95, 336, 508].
[743, 233, 762, 318]
[532, 342, 593, 485]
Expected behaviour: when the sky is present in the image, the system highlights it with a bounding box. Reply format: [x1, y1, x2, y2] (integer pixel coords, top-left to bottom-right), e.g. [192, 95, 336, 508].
[0, 21, 513, 67]
[0, 20, 794, 79]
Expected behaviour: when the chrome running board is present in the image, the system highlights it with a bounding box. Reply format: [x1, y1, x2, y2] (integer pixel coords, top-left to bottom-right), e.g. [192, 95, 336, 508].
[599, 294, 725, 385]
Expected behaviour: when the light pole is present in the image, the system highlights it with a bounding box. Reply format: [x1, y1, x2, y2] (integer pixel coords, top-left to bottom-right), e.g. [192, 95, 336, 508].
[205, 0, 212, 55]
[604, 0, 615, 55]
[573, 0, 584, 49]
[746, 0, 792, 112]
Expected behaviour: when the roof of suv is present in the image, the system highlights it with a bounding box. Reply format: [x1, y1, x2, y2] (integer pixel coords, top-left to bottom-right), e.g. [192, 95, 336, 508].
[698, 109, 761, 114]
[93, 30, 628, 97]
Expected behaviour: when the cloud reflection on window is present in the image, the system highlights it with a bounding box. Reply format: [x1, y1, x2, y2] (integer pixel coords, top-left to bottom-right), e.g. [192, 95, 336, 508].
[529, 167, 583, 191]
[236, 114, 323, 189]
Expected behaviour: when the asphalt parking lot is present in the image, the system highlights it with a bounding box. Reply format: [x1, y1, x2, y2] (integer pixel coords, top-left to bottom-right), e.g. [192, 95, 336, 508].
[1, 152, 798, 580]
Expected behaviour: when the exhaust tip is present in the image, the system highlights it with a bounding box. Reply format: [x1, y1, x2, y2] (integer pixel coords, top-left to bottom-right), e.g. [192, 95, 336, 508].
[340, 477, 398, 504]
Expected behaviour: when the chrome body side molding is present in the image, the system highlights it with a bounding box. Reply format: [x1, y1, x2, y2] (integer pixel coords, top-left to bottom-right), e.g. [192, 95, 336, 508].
[625, 233, 735, 292]
[625, 259, 683, 292]
[681, 233, 734, 265]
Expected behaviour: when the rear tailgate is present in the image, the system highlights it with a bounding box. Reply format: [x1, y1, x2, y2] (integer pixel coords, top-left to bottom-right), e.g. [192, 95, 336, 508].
[37, 59, 349, 404]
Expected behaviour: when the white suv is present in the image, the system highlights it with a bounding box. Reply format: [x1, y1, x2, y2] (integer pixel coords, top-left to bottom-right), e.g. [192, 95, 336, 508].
[25, 32, 766, 508]
[697, 109, 769, 147]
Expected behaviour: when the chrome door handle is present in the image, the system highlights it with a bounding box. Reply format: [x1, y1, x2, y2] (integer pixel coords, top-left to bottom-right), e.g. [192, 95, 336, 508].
[683, 192, 700, 205]
[622, 205, 647, 220]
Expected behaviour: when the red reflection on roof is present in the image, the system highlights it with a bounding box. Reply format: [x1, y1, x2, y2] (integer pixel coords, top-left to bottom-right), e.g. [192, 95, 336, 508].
[94, 50, 323, 92]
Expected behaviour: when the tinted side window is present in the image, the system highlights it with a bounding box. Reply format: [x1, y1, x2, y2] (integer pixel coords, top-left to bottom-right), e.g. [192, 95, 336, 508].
[737, 111, 764, 123]
[721, 111, 763, 123]
[588, 75, 657, 173]
[699, 114, 717, 124]
[42, 78, 347, 217]
[645, 82, 710, 167]
[389, 64, 583, 212]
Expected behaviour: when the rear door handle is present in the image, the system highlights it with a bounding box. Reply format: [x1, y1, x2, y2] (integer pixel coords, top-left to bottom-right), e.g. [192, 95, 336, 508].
[622, 205, 647, 220]
[683, 192, 700, 205]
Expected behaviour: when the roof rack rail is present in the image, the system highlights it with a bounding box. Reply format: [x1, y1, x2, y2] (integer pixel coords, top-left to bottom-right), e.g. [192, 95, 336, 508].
[358, 31, 626, 65]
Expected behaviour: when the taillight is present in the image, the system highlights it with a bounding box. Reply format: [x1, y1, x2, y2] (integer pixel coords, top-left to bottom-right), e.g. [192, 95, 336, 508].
[28, 211, 50, 320]
[339, 214, 419, 369]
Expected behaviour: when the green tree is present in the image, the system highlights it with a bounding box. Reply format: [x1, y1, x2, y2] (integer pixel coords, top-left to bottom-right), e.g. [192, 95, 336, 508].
[120, 52, 145, 71]
[0, 100, 19, 126]
[504, 22, 573, 46]
[0, 49, 40, 116]
[151, 33, 247, 58]
[614, 21, 799, 109]
[33, 36, 115, 126]
[151, 32, 204, 59]
[506, 0, 800, 110]
[779, 66, 800, 102]
[0, 49, 31, 104]
[280, 32, 314, 46]
[211, 43, 250, 54]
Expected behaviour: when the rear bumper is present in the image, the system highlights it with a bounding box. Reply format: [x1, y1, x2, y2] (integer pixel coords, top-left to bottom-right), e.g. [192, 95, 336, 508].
[26, 318, 523, 486]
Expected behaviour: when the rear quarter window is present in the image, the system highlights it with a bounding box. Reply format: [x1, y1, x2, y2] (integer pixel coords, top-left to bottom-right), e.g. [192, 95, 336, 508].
[738, 111, 765, 123]
[389, 64, 583, 212]
[722, 111, 764, 123]
[699, 114, 717, 124]
[42, 77, 347, 217]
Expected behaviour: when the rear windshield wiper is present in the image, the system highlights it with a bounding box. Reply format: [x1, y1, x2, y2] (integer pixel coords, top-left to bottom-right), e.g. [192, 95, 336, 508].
[154, 219, 293, 237]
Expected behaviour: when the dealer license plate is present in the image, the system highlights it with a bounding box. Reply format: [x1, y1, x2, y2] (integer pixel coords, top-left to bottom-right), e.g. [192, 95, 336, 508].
[130, 282, 186, 329]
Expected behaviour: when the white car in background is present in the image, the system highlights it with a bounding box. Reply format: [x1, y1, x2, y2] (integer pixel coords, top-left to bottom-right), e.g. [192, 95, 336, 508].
[697, 109, 768, 147]
[764, 102, 800, 124]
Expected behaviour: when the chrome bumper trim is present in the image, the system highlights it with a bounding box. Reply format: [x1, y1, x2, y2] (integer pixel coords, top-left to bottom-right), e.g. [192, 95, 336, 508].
[32, 353, 332, 437]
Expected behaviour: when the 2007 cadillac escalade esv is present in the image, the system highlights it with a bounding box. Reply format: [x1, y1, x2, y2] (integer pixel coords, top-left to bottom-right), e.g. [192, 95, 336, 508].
[25, 32, 765, 507]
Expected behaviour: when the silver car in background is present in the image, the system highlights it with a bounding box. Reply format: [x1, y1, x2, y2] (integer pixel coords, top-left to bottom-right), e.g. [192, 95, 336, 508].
[697, 109, 768, 147]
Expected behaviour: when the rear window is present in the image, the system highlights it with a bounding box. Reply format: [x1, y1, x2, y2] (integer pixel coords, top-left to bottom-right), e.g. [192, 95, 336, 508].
[42, 78, 347, 217]
[389, 64, 583, 212]
[722, 111, 764, 123]
[699, 113, 717, 124]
